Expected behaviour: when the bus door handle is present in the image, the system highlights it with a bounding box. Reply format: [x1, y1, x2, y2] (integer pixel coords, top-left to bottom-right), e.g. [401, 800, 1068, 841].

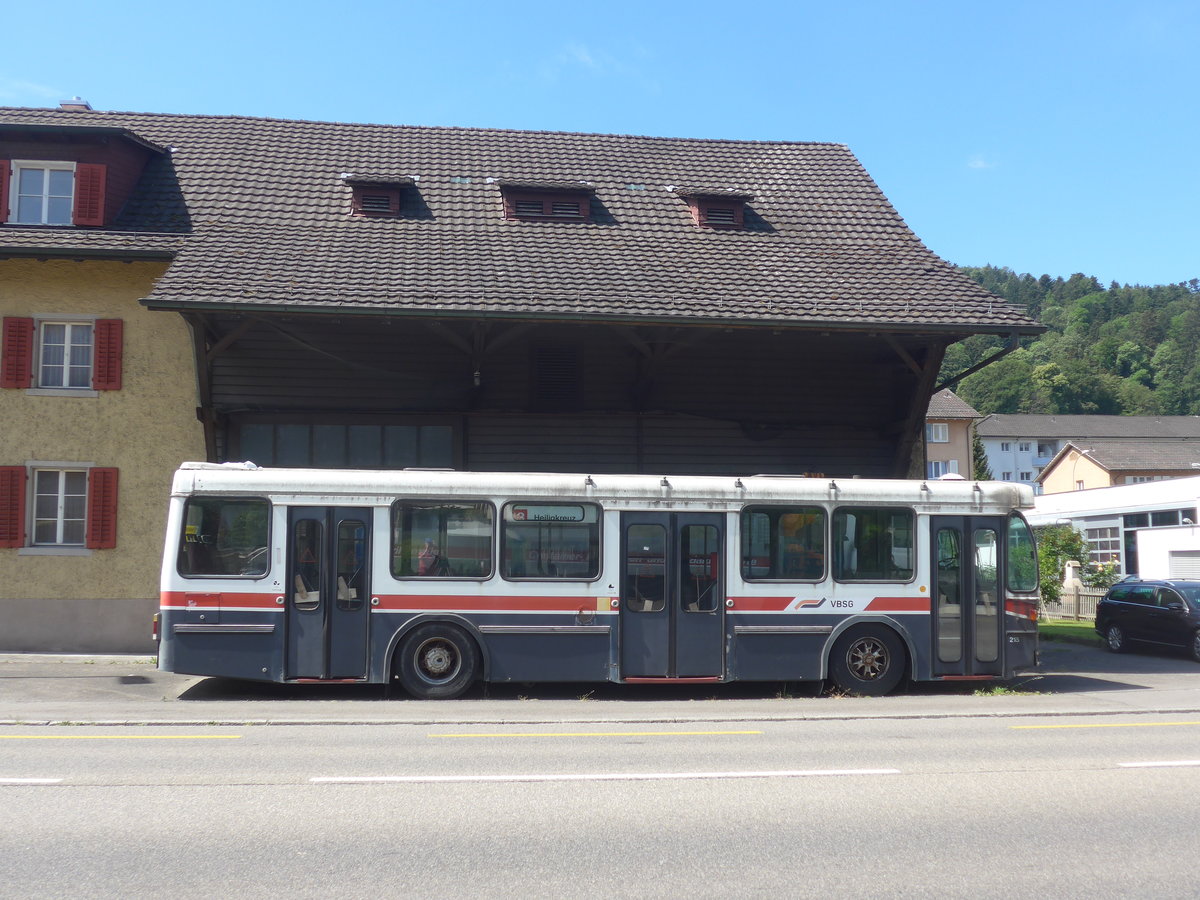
[725, 598, 735, 609]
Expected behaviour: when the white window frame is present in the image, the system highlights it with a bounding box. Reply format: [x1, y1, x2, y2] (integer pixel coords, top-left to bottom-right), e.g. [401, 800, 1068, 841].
[1001, 471, 1012, 480]
[1018, 442, 1031, 452]
[10, 160, 76, 226]
[26, 315, 99, 397]
[1000, 442, 1011, 452]
[925, 423, 949, 443]
[1019, 471, 1032, 481]
[18, 461, 95, 557]
[927, 459, 960, 478]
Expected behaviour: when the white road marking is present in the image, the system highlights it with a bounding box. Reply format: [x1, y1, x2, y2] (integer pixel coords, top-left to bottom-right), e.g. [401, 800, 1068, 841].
[0, 778, 63, 785]
[1118, 760, 1200, 769]
[311, 768, 900, 784]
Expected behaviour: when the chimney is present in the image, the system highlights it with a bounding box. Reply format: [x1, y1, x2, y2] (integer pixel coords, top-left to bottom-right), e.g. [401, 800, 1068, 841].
[59, 97, 93, 111]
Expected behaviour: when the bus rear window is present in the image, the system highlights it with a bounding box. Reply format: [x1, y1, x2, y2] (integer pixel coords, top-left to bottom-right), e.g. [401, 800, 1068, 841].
[177, 498, 270, 577]
[833, 507, 914, 582]
[740, 506, 826, 581]
[392, 501, 494, 579]
[501, 502, 600, 580]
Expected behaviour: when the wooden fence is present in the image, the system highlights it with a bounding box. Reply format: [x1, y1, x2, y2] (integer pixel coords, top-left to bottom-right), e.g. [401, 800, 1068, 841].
[1043, 586, 1106, 621]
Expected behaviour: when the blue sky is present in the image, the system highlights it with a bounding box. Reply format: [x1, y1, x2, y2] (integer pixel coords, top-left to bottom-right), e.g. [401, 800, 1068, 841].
[4, 0, 1196, 286]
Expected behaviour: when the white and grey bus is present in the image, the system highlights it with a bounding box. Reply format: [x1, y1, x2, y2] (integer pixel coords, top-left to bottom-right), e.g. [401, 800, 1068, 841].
[156, 463, 1040, 697]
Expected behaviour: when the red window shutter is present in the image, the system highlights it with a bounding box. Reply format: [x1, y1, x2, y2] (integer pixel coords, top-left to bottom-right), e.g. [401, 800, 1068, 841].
[0, 160, 9, 224]
[0, 466, 26, 548]
[1, 317, 35, 389]
[73, 163, 107, 226]
[93, 319, 123, 390]
[86, 467, 119, 549]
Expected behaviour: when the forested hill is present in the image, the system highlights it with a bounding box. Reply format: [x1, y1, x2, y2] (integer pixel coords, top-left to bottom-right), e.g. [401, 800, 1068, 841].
[943, 266, 1200, 416]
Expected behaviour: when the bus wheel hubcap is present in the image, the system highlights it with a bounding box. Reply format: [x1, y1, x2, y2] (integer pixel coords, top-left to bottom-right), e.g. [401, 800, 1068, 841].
[420, 642, 455, 678]
[849, 639, 886, 680]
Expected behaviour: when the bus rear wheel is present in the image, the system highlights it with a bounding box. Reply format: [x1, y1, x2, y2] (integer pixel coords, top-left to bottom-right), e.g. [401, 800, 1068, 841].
[829, 626, 905, 696]
[394, 623, 480, 699]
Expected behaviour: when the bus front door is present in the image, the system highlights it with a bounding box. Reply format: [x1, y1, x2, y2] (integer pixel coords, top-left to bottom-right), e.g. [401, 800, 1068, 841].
[286, 507, 371, 680]
[620, 512, 725, 679]
[931, 515, 1004, 678]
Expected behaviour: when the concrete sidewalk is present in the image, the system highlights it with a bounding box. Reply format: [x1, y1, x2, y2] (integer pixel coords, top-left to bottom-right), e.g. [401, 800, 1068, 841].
[3, 641, 1200, 726]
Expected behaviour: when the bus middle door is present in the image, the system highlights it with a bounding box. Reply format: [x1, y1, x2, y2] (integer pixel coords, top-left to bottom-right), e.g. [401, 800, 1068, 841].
[620, 512, 725, 679]
[931, 515, 1004, 678]
[286, 507, 371, 680]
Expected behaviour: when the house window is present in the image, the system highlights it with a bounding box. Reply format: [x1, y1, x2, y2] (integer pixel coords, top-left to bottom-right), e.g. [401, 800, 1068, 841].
[33, 468, 88, 545]
[1037, 442, 1055, 456]
[1085, 526, 1121, 564]
[13, 161, 74, 225]
[1018, 442, 1031, 452]
[1001, 471, 1012, 481]
[1000, 442, 1011, 452]
[1, 317, 122, 391]
[233, 421, 455, 469]
[1019, 471, 1032, 481]
[1076, 480, 1085, 490]
[925, 423, 949, 443]
[927, 460, 960, 478]
[1, 160, 106, 226]
[0, 464, 118, 551]
[38, 322, 93, 388]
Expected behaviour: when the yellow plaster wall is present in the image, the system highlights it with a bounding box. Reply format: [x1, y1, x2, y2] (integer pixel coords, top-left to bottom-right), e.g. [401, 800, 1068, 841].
[926, 419, 974, 476]
[0, 259, 205, 610]
[1040, 451, 1110, 494]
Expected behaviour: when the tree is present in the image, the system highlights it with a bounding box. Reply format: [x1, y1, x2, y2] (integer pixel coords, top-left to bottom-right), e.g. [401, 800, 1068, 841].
[1035, 524, 1088, 606]
[971, 429, 992, 480]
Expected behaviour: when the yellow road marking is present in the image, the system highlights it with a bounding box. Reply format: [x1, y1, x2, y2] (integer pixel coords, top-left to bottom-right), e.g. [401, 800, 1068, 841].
[0, 735, 241, 740]
[429, 730, 762, 738]
[1012, 721, 1200, 730]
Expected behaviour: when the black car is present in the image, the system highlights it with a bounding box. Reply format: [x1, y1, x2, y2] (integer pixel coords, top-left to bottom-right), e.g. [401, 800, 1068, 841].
[1096, 579, 1200, 661]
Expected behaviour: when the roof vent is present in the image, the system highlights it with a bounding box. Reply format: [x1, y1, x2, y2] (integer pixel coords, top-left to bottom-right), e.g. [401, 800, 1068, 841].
[59, 97, 93, 111]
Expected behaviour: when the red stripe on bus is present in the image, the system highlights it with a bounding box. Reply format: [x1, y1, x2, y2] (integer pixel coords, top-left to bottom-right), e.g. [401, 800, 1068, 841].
[373, 595, 602, 612]
[726, 597, 795, 612]
[864, 596, 928, 612]
[160, 591, 280, 610]
[1006, 599, 1038, 620]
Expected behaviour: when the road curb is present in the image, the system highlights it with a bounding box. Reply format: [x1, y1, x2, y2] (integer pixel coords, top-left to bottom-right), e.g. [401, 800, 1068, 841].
[6, 705, 1200, 727]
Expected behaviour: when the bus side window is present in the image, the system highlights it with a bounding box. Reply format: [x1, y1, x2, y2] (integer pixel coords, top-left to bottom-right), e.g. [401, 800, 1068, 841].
[392, 500, 494, 579]
[178, 497, 270, 578]
[740, 506, 826, 582]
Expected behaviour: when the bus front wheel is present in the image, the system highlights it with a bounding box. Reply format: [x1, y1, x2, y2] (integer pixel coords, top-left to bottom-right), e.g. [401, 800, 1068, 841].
[394, 623, 480, 699]
[829, 626, 905, 696]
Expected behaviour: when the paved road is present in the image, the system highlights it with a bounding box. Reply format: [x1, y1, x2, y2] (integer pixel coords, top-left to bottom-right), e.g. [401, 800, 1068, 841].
[5, 642, 1200, 898]
[4, 712, 1200, 898]
[3, 638, 1200, 725]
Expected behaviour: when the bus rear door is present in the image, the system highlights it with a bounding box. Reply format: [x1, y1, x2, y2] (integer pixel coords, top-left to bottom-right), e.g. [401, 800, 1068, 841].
[286, 507, 371, 680]
[620, 512, 725, 679]
[931, 515, 1004, 678]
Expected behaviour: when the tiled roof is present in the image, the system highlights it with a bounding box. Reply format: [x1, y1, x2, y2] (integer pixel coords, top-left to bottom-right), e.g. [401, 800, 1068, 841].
[926, 389, 981, 419]
[0, 228, 183, 259]
[978, 414, 1200, 440]
[1059, 440, 1200, 473]
[0, 107, 1043, 333]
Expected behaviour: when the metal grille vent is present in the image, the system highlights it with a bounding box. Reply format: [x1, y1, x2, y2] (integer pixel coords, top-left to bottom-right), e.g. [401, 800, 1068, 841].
[532, 347, 581, 405]
[361, 194, 394, 213]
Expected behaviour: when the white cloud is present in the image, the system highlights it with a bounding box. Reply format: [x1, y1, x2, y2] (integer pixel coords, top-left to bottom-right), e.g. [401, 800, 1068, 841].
[967, 155, 997, 170]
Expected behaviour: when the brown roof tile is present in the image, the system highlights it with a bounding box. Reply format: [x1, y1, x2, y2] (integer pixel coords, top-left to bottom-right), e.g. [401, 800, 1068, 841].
[0, 107, 1043, 333]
